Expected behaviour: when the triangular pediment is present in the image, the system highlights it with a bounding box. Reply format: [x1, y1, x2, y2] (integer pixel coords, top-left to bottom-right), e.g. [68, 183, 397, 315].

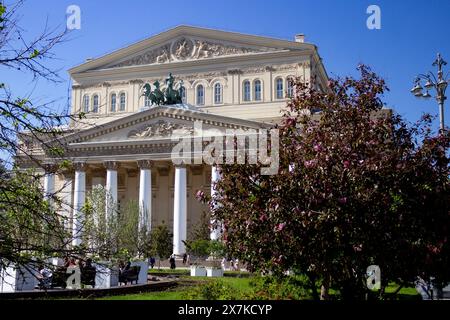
[69, 26, 313, 74]
[103, 36, 277, 69]
[64, 105, 269, 146]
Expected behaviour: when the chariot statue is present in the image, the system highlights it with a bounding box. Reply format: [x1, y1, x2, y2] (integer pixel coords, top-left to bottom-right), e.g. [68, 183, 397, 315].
[142, 73, 184, 106]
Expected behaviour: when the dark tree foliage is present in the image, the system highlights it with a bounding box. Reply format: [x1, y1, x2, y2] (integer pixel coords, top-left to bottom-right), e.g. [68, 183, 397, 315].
[204, 65, 450, 299]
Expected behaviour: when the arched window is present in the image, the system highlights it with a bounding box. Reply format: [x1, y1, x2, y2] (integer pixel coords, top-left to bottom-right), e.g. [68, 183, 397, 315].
[243, 80, 251, 101]
[119, 93, 126, 111]
[214, 83, 222, 104]
[92, 94, 99, 113]
[287, 78, 294, 98]
[196, 85, 204, 105]
[180, 86, 186, 103]
[83, 95, 89, 113]
[144, 94, 151, 107]
[110, 93, 116, 112]
[276, 78, 284, 99]
[254, 80, 262, 101]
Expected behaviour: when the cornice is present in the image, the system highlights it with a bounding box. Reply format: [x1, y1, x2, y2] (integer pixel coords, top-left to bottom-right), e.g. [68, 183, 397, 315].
[71, 50, 312, 82]
[64, 106, 270, 145]
[69, 25, 316, 75]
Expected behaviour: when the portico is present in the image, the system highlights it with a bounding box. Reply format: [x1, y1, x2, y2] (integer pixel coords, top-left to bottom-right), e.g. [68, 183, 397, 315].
[46, 103, 268, 255]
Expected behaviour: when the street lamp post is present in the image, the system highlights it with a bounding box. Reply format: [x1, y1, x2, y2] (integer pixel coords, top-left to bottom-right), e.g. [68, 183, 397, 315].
[411, 53, 449, 133]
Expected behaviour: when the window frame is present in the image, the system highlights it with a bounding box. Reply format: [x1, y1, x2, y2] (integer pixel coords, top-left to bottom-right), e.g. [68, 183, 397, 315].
[82, 94, 90, 113]
[214, 82, 223, 104]
[253, 79, 262, 101]
[92, 94, 99, 113]
[243, 80, 251, 102]
[275, 77, 284, 100]
[119, 92, 126, 111]
[110, 93, 117, 112]
[196, 84, 205, 105]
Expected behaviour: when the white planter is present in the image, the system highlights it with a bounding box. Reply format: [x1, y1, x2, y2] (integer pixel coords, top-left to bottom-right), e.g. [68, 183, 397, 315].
[130, 261, 149, 284]
[190, 265, 207, 277]
[206, 267, 224, 277]
[47, 257, 64, 267]
[94, 263, 119, 289]
[0, 263, 39, 292]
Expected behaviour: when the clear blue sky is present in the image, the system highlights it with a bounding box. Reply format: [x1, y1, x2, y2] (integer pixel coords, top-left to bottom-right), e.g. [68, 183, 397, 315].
[3, 0, 450, 132]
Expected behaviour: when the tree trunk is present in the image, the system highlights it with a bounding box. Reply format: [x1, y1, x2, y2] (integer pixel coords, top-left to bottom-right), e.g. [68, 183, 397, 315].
[320, 277, 330, 300]
[308, 272, 320, 300]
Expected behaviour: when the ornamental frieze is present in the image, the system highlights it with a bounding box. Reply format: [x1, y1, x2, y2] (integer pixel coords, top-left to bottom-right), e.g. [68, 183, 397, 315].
[108, 37, 277, 68]
[128, 120, 194, 139]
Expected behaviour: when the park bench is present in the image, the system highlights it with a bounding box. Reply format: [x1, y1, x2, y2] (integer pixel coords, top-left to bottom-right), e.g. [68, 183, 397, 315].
[119, 266, 140, 285]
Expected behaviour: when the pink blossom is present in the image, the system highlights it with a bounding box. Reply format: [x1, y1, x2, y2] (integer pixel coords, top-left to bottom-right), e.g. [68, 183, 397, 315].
[304, 159, 317, 168]
[338, 197, 347, 204]
[343, 160, 350, 169]
[313, 144, 323, 152]
[285, 117, 296, 127]
[195, 189, 205, 200]
[276, 222, 286, 232]
[259, 214, 267, 222]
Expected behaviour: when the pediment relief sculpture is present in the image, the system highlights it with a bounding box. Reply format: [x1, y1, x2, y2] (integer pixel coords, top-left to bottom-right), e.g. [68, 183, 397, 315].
[128, 120, 194, 139]
[109, 37, 277, 68]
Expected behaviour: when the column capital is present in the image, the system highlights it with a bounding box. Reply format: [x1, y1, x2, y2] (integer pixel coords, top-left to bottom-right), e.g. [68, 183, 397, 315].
[42, 162, 57, 174]
[73, 162, 87, 172]
[104, 161, 119, 170]
[137, 159, 154, 169]
[174, 163, 187, 169]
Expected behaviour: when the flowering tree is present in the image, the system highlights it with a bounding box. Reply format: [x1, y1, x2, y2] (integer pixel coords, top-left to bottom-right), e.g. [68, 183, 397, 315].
[205, 66, 450, 300]
[0, 1, 85, 272]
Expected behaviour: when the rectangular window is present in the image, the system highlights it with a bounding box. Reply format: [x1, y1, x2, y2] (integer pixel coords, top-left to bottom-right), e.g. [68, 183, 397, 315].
[243, 81, 251, 101]
[111, 94, 116, 112]
[254, 81, 262, 101]
[214, 84, 222, 104]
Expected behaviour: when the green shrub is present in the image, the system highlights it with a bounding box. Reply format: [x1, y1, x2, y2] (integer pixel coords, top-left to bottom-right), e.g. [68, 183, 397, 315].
[244, 276, 313, 300]
[184, 280, 240, 300]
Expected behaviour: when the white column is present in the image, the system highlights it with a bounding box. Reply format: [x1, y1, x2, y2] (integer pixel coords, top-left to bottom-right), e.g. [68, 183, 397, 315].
[104, 161, 119, 220]
[210, 165, 221, 240]
[43, 163, 56, 205]
[138, 160, 153, 231]
[60, 173, 73, 231]
[173, 164, 187, 256]
[72, 163, 86, 246]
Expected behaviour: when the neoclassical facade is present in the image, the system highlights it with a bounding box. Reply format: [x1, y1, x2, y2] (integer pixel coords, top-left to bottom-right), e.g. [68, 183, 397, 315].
[27, 26, 328, 256]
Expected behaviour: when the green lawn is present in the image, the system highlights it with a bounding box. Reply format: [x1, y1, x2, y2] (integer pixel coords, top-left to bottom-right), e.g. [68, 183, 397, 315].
[99, 276, 420, 300]
[99, 277, 253, 300]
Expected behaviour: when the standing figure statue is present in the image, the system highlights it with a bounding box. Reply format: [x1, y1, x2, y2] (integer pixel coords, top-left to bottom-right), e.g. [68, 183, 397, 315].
[164, 72, 180, 105]
[152, 80, 165, 105]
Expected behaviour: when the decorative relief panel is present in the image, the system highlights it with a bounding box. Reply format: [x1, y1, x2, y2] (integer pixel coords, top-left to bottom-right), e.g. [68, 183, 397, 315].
[128, 120, 194, 139]
[108, 37, 277, 68]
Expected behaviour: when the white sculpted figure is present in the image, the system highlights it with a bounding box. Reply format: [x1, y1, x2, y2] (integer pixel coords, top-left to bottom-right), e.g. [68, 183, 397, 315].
[156, 50, 169, 63]
[175, 40, 189, 58]
[194, 41, 210, 59]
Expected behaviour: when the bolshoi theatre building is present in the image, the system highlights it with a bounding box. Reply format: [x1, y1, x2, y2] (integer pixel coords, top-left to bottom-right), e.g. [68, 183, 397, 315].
[22, 26, 328, 256]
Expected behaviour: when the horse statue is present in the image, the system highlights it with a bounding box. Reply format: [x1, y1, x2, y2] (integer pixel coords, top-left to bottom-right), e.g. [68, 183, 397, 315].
[152, 80, 165, 105]
[142, 83, 159, 106]
[142, 75, 184, 107]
